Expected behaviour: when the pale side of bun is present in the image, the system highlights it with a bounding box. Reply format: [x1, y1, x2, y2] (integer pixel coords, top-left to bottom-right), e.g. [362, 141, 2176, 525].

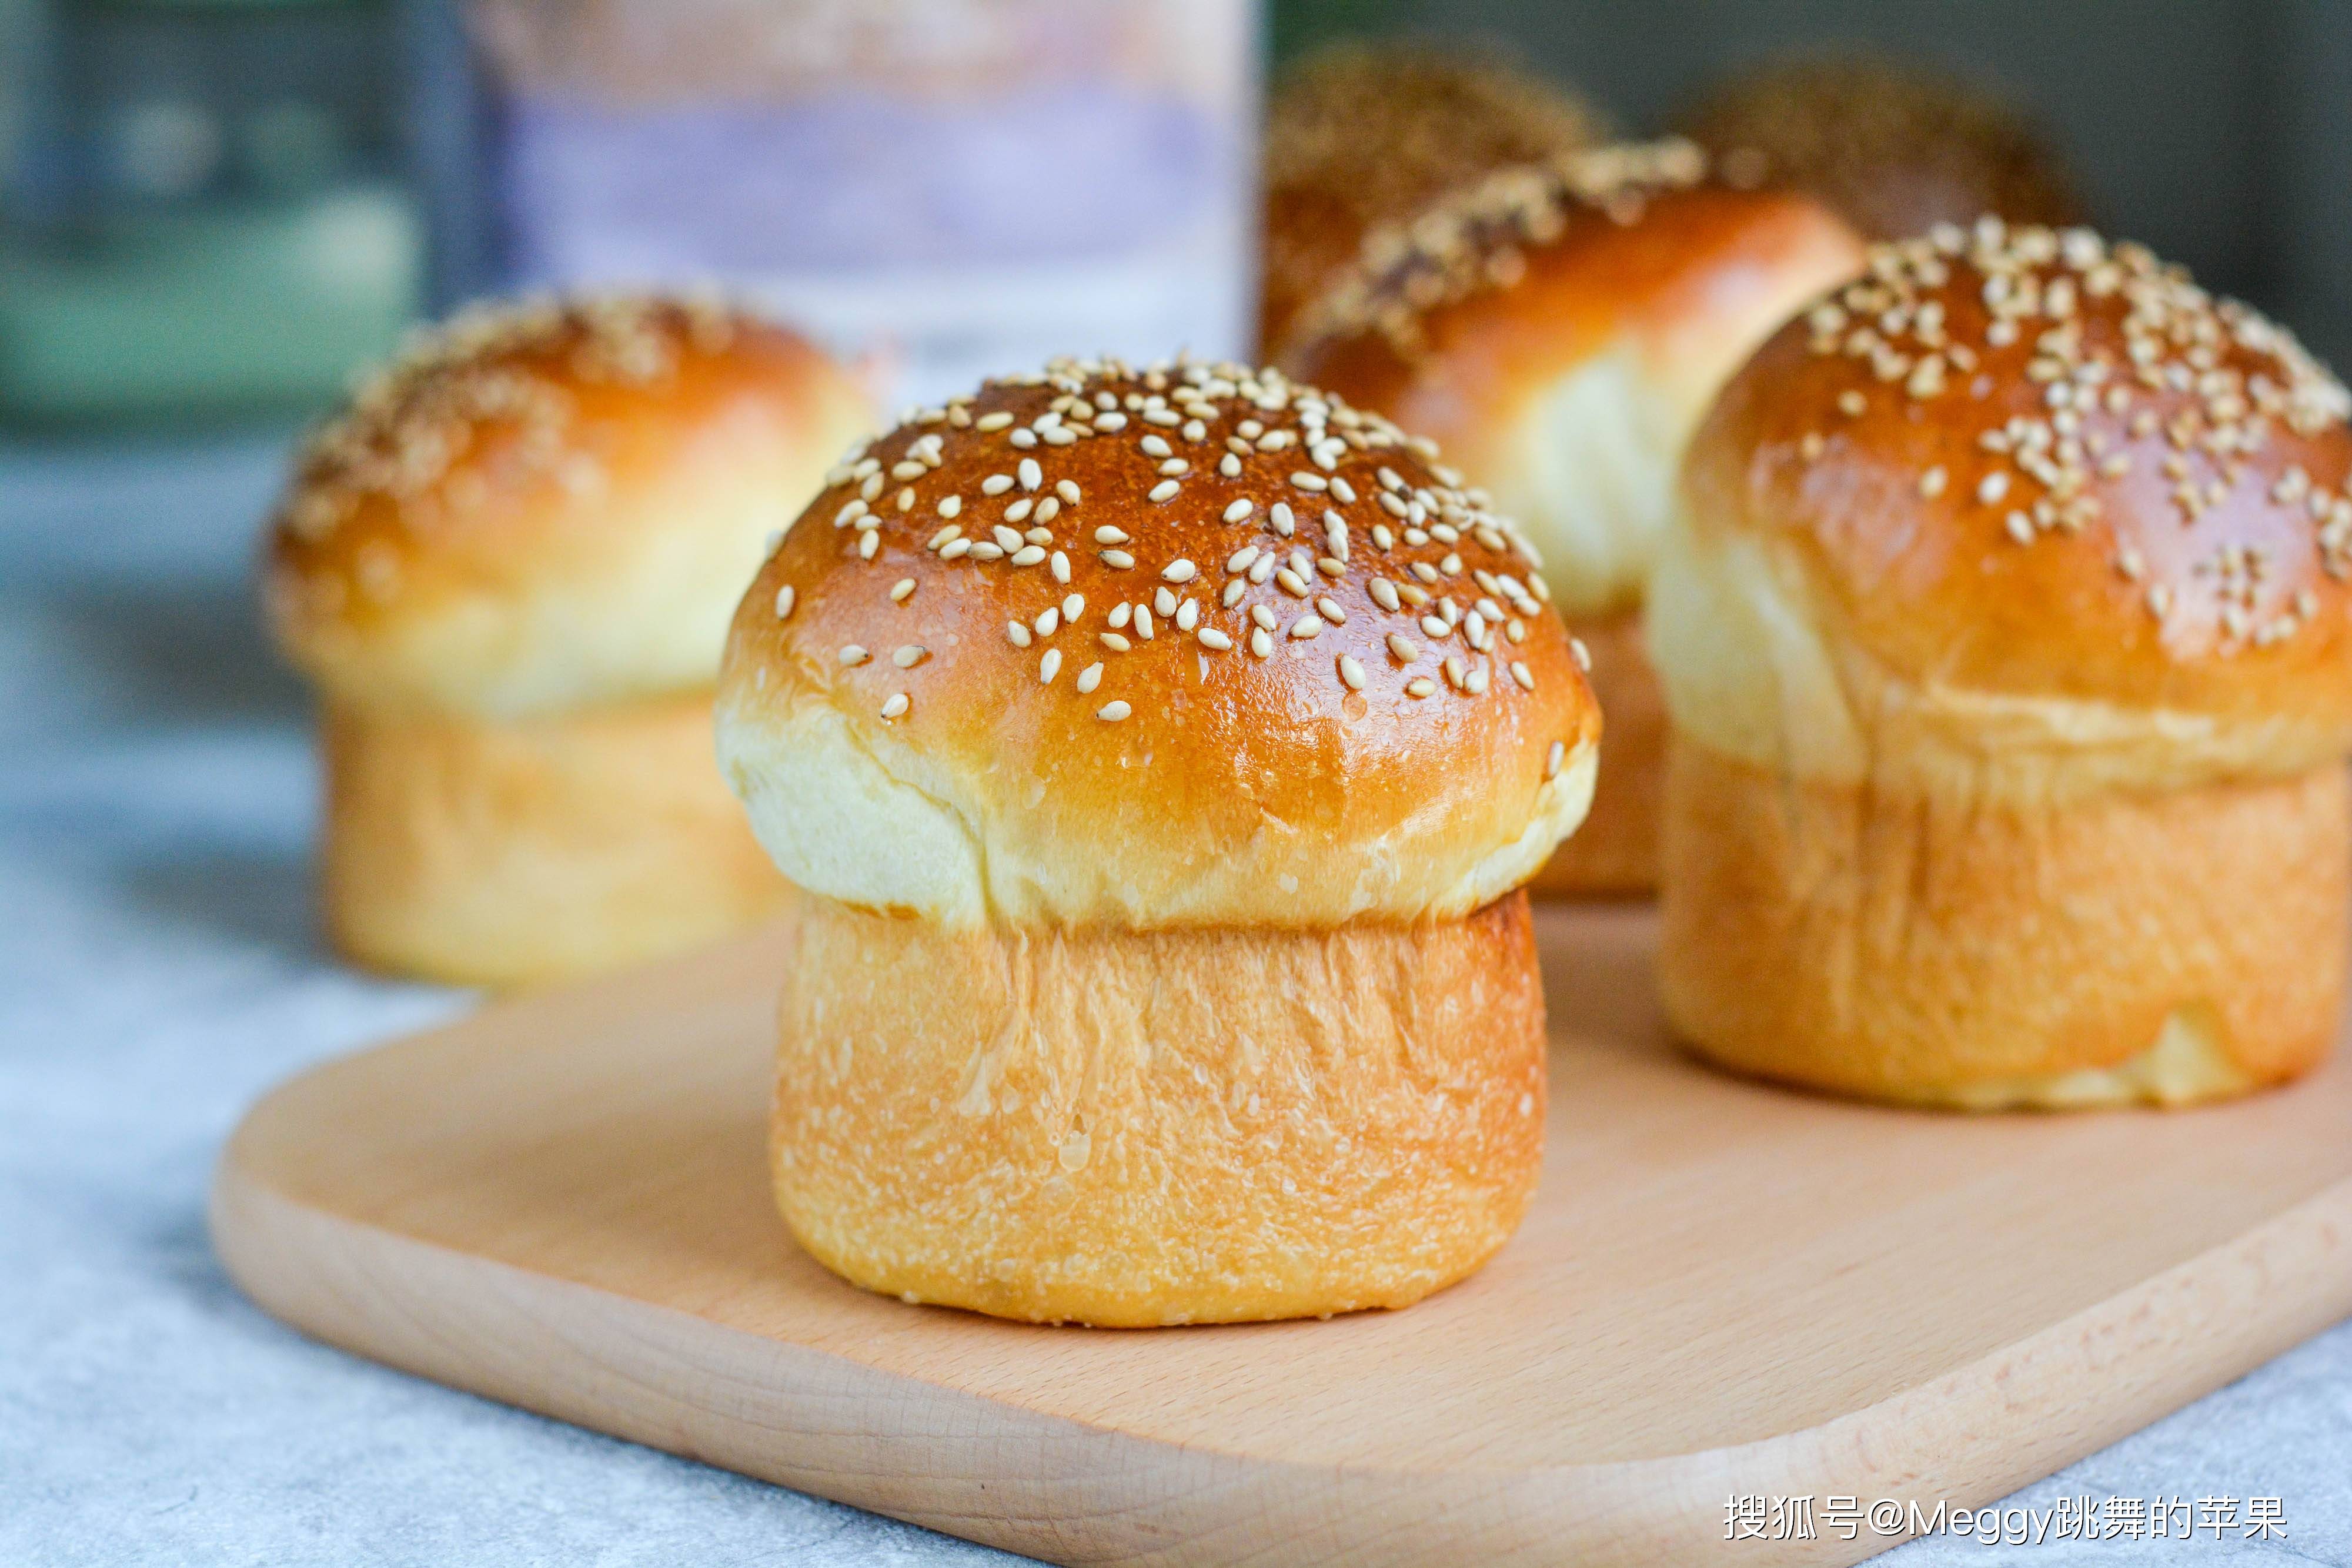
[1526, 610, 1661, 895]
[267, 296, 874, 718]
[1282, 142, 1867, 618]
[1259, 42, 1608, 356]
[717, 357, 1602, 931]
[773, 892, 1546, 1326]
[319, 694, 788, 988]
[1659, 735, 2346, 1107]
[1656, 220, 2352, 798]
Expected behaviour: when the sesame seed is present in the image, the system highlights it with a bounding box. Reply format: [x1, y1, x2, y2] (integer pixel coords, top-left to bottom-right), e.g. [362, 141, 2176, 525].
[1270, 502, 1295, 535]
[937, 496, 963, 519]
[1338, 654, 1367, 690]
[1978, 471, 2011, 504]
[1148, 480, 1180, 503]
[893, 644, 928, 667]
[1101, 550, 1135, 569]
[1063, 593, 1084, 622]
[1152, 586, 1176, 617]
[1370, 578, 1401, 611]
[975, 411, 1013, 431]
[1056, 479, 1080, 504]
[880, 693, 909, 719]
[889, 578, 914, 603]
[1017, 457, 1041, 491]
[1162, 558, 1198, 583]
[1040, 648, 1061, 683]
[1316, 596, 1346, 624]
[1420, 614, 1450, 639]
[1100, 631, 1131, 652]
[1290, 471, 1329, 492]
[1838, 390, 1867, 417]
[773, 584, 796, 619]
[1289, 615, 1321, 640]
[1003, 498, 1033, 524]
[1098, 701, 1131, 721]
[1329, 477, 1357, 504]
[1222, 579, 1246, 607]
[2005, 511, 2035, 544]
[1509, 661, 1535, 691]
[1223, 499, 1253, 523]
[1546, 740, 1565, 778]
[1919, 467, 1947, 498]
[1091, 526, 1127, 547]
[858, 531, 880, 560]
[1198, 627, 1232, 650]
[1008, 429, 1037, 449]
[940, 538, 972, 560]
[1010, 544, 1046, 566]
[1569, 637, 1591, 671]
[1077, 661, 1104, 693]
[840, 645, 869, 666]
[1250, 628, 1274, 658]
[1387, 633, 1418, 663]
[982, 474, 1013, 496]
[1134, 606, 1154, 640]
[1406, 677, 1436, 698]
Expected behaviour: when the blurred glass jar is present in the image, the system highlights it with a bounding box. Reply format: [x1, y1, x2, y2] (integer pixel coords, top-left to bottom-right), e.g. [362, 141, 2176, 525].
[460, 0, 1261, 407]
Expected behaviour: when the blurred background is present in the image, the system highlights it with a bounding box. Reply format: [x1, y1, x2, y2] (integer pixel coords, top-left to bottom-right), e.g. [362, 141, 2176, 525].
[5, 0, 2352, 570]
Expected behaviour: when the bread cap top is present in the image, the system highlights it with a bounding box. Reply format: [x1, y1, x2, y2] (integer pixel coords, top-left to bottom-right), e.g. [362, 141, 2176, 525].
[1662, 220, 2352, 778]
[266, 294, 872, 718]
[716, 355, 1602, 930]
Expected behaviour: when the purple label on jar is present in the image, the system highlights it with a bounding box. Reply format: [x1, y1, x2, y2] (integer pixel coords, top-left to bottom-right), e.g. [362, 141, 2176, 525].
[493, 85, 1237, 279]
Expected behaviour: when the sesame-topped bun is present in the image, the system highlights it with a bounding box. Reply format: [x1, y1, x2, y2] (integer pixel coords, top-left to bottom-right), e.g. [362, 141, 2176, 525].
[268, 294, 873, 719]
[717, 356, 1599, 1326]
[263, 294, 873, 988]
[719, 356, 1599, 932]
[1260, 42, 1607, 357]
[1652, 219, 2352, 1109]
[1678, 55, 2087, 243]
[1285, 139, 1865, 895]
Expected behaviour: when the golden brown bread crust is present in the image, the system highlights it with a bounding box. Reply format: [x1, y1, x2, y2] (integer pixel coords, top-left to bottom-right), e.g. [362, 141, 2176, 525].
[716, 357, 1602, 930]
[1259, 44, 1606, 356]
[1528, 611, 1661, 897]
[1678, 55, 2086, 243]
[772, 892, 1547, 1325]
[1282, 155, 1864, 509]
[266, 295, 873, 717]
[1658, 737, 2346, 1107]
[1282, 146, 1859, 891]
[319, 694, 789, 988]
[1679, 222, 2352, 737]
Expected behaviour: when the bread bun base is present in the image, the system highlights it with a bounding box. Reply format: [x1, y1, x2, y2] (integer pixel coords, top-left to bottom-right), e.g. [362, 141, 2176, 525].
[771, 894, 1548, 1326]
[1659, 737, 2347, 1108]
[320, 695, 788, 988]
[1531, 610, 1662, 897]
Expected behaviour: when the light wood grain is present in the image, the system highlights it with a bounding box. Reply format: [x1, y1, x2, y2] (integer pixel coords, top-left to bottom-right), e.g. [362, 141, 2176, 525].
[211, 905, 2352, 1566]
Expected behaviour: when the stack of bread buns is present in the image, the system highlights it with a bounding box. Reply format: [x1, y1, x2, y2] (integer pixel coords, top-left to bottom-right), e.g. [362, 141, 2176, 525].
[1653, 219, 2352, 1108]
[716, 356, 1601, 1323]
[266, 295, 873, 987]
[1285, 140, 1866, 893]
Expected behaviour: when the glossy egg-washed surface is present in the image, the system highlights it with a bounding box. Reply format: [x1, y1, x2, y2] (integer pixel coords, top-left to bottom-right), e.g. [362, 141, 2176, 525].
[1685, 219, 2352, 730]
[1283, 141, 1859, 461]
[266, 295, 869, 715]
[720, 357, 1601, 931]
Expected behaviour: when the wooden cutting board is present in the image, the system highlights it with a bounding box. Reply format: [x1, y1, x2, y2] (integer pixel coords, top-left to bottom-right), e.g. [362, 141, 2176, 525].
[211, 905, 2352, 1567]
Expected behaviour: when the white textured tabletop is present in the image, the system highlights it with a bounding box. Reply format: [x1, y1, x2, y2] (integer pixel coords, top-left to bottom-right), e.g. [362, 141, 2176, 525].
[2, 435, 2346, 1566]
